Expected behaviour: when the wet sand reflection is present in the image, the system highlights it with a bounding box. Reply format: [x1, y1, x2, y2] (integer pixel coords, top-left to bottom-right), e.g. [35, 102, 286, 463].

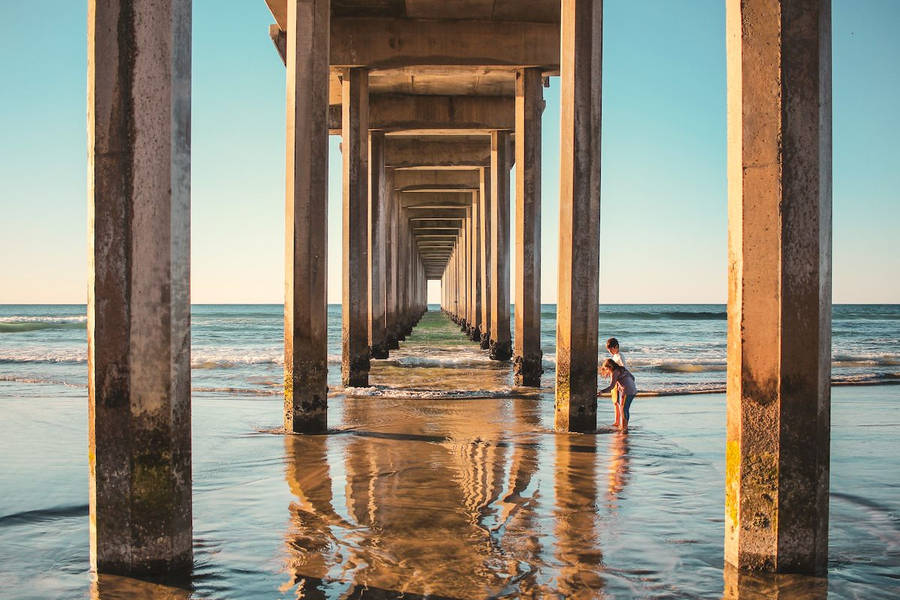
[279, 388, 645, 598]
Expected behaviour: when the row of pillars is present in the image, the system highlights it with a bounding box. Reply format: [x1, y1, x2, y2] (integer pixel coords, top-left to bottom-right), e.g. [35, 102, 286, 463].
[439, 69, 544, 388]
[86, 0, 831, 579]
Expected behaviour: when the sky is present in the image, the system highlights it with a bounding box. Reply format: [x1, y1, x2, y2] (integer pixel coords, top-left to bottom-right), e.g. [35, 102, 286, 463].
[0, 1, 897, 305]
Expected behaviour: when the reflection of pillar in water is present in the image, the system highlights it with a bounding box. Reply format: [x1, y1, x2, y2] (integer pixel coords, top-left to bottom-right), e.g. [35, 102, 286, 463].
[606, 431, 630, 509]
[283, 434, 349, 597]
[722, 563, 827, 600]
[553, 433, 605, 596]
[497, 397, 543, 590]
[91, 573, 190, 600]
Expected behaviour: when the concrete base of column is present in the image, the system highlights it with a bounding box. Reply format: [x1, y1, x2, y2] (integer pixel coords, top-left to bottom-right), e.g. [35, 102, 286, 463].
[467, 326, 481, 342]
[385, 332, 400, 350]
[514, 354, 543, 387]
[489, 339, 512, 361]
[480, 331, 491, 350]
[342, 353, 370, 388]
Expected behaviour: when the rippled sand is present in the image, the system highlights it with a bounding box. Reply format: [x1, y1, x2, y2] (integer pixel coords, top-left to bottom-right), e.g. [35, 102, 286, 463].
[1, 311, 898, 598]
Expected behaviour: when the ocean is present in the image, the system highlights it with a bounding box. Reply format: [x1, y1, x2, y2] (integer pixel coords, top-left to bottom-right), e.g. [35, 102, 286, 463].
[1, 303, 898, 398]
[1, 304, 898, 598]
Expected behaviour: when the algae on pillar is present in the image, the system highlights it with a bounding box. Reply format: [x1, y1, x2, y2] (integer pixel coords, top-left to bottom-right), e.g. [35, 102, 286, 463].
[725, 0, 832, 575]
[88, 0, 192, 575]
[342, 67, 370, 387]
[489, 131, 512, 361]
[554, 0, 602, 432]
[284, 0, 330, 433]
[514, 67, 545, 386]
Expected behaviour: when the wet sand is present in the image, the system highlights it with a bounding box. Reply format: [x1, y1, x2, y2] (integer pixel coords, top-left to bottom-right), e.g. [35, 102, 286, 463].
[1, 312, 898, 598]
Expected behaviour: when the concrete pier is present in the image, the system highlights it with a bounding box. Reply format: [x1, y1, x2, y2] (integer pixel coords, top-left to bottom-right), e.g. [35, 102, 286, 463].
[368, 131, 389, 359]
[725, 0, 832, 574]
[88, 0, 192, 575]
[468, 191, 483, 341]
[554, 0, 602, 432]
[489, 131, 512, 361]
[479, 166, 492, 349]
[514, 67, 545, 386]
[283, 0, 330, 433]
[342, 67, 371, 387]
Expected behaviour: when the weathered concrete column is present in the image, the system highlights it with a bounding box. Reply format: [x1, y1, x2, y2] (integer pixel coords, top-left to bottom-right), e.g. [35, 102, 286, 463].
[342, 67, 370, 387]
[468, 190, 483, 341]
[283, 0, 330, 433]
[479, 166, 492, 349]
[725, 0, 832, 574]
[397, 207, 410, 338]
[88, 0, 192, 575]
[384, 183, 398, 350]
[514, 67, 545, 386]
[489, 131, 512, 360]
[388, 188, 401, 348]
[555, 0, 602, 432]
[368, 131, 389, 359]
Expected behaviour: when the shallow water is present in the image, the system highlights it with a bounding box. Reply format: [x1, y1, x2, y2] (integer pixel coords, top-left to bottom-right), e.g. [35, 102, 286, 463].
[2, 311, 899, 598]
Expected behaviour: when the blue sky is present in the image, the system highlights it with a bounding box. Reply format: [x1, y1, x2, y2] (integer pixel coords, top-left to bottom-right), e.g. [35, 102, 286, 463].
[0, 1, 897, 304]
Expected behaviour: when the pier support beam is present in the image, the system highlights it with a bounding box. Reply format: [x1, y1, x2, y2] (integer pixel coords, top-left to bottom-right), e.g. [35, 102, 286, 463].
[284, 0, 330, 433]
[554, 0, 602, 432]
[479, 167, 492, 349]
[387, 187, 400, 349]
[489, 131, 512, 360]
[88, 0, 192, 574]
[514, 67, 544, 386]
[369, 131, 389, 359]
[342, 67, 370, 387]
[725, 0, 832, 574]
[468, 191, 483, 341]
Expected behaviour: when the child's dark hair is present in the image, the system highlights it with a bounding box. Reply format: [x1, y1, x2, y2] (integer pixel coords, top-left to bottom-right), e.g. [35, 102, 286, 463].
[606, 337, 619, 350]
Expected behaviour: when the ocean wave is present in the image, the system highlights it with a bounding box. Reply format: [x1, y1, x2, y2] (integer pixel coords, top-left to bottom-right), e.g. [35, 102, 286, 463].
[0, 374, 86, 388]
[833, 353, 900, 367]
[0, 315, 86, 333]
[341, 386, 520, 400]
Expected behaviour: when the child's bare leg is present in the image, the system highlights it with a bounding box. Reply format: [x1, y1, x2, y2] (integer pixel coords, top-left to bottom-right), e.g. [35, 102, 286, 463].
[611, 389, 620, 427]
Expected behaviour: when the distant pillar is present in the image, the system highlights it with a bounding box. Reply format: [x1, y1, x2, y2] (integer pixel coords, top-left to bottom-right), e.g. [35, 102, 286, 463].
[385, 183, 399, 350]
[388, 188, 401, 348]
[459, 207, 469, 332]
[469, 190, 483, 341]
[555, 0, 602, 432]
[88, 0, 192, 574]
[368, 131, 389, 359]
[725, 0, 832, 574]
[341, 67, 370, 387]
[479, 166, 492, 349]
[489, 131, 512, 360]
[283, 0, 330, 432]
[514, 67, 545, 386]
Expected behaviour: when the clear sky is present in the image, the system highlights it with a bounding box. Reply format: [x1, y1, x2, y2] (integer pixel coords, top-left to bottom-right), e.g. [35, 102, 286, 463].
[1, 1, 897, 305]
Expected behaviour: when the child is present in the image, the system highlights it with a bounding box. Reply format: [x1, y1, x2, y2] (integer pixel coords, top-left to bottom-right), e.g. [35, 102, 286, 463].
[598, 358, 638, 430]
[607, 337, 625, 367]
[603, 338, 626, 426]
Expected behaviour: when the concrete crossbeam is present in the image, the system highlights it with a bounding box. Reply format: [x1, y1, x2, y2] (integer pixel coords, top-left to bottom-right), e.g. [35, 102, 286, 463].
[267, 15, 560, 69]
[385, 137, 490, 168]
[328, 95, 514, 133]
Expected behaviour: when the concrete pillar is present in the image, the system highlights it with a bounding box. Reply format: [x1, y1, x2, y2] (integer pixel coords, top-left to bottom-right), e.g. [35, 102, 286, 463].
[555, 0, 602, 432]
[398, 207, 410, 338]
[459, 207, 469, 332]
[388, 188, 401, 348]
[489, 131, 512, 360]
[341, 67, 370, 387]
[368, 131, 389, 359]
[514, 67, 545, 386]
[468, 190, 482, 341]
[87, 0, 192, 575]
[479, 166, 492, 349]
[385, 183, 399, 350]
[725, 0, 832, 574]
[284, 0, 330, 433]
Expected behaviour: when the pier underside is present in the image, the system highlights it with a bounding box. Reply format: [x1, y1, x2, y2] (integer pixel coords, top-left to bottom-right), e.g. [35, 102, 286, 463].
[86, 0, 833, 581]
